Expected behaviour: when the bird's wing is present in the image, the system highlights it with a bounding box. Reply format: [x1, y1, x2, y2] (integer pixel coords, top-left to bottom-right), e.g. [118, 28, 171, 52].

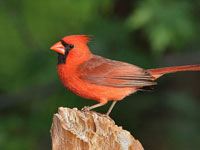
[78, 55, 156, 88]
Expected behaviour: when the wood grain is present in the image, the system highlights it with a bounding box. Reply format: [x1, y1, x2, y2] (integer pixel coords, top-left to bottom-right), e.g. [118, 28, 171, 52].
[51, 107, 144, 150]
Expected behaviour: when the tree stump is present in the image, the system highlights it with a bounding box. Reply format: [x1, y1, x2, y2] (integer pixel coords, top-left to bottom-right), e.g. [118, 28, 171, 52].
[51, 107, 144, 150]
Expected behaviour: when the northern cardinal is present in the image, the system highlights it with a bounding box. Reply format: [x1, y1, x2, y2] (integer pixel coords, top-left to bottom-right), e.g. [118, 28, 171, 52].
[51, 35, 200, 115]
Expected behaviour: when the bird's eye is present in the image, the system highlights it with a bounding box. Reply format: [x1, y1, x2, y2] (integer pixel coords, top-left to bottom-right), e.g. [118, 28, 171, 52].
[68, 44, 74, 49]
[60, 40, 74, 51]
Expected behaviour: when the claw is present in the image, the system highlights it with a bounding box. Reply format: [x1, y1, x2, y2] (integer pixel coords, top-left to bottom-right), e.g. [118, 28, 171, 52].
[81, 106, 90, 111]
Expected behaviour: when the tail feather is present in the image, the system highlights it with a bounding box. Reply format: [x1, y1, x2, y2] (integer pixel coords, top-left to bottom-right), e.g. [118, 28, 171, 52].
[148, 64, 200, 79]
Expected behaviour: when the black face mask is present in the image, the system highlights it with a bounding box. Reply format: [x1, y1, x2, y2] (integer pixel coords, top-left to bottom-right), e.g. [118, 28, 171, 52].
[57, 40, 74, 64]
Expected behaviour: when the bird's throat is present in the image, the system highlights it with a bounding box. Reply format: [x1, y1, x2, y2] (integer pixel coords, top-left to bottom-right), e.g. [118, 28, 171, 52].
[57, 52, 68, 64]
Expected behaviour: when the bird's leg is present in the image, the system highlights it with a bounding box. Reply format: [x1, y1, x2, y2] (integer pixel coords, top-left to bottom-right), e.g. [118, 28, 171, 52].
[106, 101, 117, 116]
[82, 102, 107, 111]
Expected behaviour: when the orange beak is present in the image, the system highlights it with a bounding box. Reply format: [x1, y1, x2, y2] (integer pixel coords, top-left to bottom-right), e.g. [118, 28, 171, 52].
[50, 41, 65, 55]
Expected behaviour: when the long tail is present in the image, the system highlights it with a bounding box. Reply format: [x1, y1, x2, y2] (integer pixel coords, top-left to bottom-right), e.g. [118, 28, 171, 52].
[148, 64, 200, 79]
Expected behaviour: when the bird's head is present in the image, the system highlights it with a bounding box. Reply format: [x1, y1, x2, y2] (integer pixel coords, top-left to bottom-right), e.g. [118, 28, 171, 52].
[50, 35, 92, 64]
[50, 35, 91, 55]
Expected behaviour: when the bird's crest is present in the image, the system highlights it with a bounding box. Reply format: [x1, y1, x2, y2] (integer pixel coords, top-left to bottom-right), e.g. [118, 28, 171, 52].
[62, 35, 92, 44]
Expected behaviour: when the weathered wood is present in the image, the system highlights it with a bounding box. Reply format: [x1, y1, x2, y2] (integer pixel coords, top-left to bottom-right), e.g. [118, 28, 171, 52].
[51, 107, 144, 150]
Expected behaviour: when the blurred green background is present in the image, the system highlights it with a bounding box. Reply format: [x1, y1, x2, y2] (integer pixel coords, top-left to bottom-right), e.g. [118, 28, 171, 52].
[0, 0, 200, 149]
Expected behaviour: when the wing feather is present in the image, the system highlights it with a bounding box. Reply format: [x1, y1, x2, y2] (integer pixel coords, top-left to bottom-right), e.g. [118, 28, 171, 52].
[78, 55, 156, 88]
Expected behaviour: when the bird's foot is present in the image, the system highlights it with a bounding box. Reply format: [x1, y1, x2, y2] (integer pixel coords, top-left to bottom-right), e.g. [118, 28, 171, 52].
[81, 106, 90, 112]
[102, 113, 111, 118]
[81, 106, 113, 121]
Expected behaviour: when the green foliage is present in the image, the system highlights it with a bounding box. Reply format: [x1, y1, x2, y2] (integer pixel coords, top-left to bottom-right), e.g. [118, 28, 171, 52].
[127, 0, 197, 53]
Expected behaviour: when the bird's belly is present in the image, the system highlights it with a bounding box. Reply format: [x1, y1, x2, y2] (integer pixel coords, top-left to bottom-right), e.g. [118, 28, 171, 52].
[57, 66, 136, 103]
[68, 79, 136, 103]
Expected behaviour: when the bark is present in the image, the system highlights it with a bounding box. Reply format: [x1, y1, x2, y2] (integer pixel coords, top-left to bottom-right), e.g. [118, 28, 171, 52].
[51, 107, 144, 150]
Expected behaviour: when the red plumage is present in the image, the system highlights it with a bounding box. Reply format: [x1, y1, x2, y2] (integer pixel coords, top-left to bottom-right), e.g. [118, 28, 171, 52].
[51, 35, 200, 115]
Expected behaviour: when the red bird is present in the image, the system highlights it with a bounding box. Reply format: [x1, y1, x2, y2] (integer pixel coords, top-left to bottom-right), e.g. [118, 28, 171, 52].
[51, 35, 200, 115]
